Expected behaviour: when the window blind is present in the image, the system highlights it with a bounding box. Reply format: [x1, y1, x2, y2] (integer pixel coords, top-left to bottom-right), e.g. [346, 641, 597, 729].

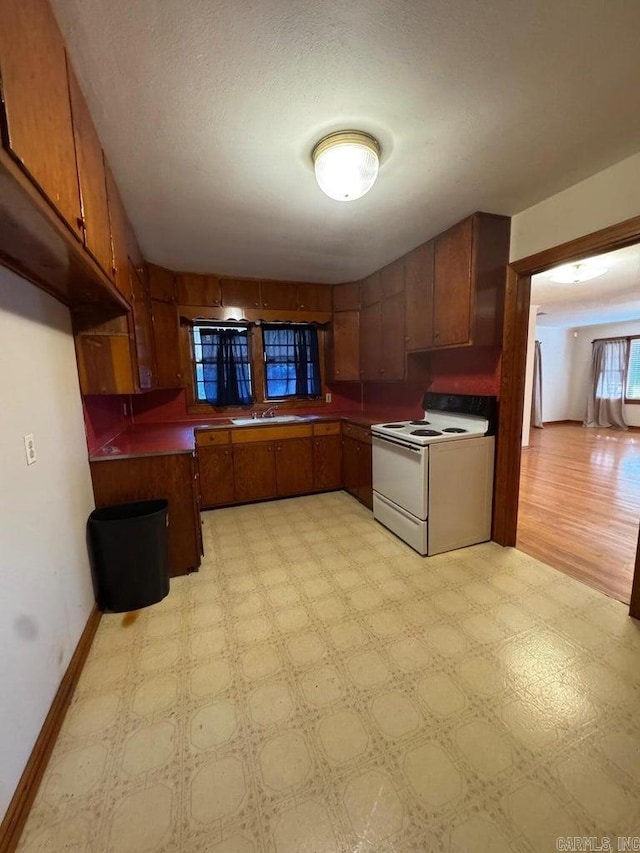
[627, 338, 640, 400]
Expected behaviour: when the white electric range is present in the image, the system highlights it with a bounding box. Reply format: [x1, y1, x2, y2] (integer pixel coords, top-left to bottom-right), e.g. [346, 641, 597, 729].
[371, 393, 496, 556]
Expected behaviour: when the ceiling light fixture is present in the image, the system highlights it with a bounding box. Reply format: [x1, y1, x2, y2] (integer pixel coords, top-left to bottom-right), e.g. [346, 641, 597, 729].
[548, 261, 608, 284]
[312, 130, 380, 202]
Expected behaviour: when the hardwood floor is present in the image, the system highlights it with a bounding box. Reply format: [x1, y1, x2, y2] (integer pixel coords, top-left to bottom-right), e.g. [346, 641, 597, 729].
[517, 423, 640, 604]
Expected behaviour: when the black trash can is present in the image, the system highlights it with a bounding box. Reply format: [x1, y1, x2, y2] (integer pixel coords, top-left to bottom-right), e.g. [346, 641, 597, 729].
[88, 499, 169, 613]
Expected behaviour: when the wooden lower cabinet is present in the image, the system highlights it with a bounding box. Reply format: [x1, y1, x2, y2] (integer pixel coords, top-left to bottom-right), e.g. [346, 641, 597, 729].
[198, 445, 235, 508]
[342, 425, 373, 509]
[275, 438, 314, 496]
[313, 435, 342, 491]
[90, 453, 202, 578]
[233, 442, 276, 503]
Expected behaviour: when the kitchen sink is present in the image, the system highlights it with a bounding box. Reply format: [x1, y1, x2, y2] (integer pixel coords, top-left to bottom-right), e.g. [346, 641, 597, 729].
[231, 415, 305, 426]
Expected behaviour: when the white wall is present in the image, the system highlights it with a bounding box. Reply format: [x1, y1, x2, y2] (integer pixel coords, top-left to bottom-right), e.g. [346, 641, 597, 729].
[521, 305, 539, 446]
[536, 326, 575, 423]
[510, 151, 640, 261]
[0, 269, 95, 820]
[570, 319, 640, 427]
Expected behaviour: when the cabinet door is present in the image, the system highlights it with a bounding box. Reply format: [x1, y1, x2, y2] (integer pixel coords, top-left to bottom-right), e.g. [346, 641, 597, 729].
[342, 436, 359, 498]
[333, 282, 360, 312]
[332, 310, 360, 381]
[404, 241, 434, 351]
[129, 262, 156, 390]
[199, 445, 235, 507]
[313, 435, 342, 492]
[105, 162, 133, 303]
[90, 453, 201, 577]
[433, 218, 473, 347]
[176, 273, 221, 306]
[151, 299, 183, 387]
[297, 282, 332, 312]
[380, 259, 404, 299]
[261, 280, 298, 310]
[359, 302, 381, 380]
[67, 67, 113, 278]
[357, 439, 373, 509]
[360, 272, 381, 307]
[380, 291, 406, 380]
[148, 264, 176, 302]
[233, 442, 276, 502]
[221, 278, 261, 308]
[0, 0, 82, 238]
[275, 438, 314, 496]
[75, 331, 136, 395]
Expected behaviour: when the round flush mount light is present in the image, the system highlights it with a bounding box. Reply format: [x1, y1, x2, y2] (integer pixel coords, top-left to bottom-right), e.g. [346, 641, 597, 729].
[548, 261, 608, 284]
[312, 130, 380, 201]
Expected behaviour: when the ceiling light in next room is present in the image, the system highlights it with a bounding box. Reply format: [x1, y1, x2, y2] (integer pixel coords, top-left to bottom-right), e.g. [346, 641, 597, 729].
[312, 131, 380, 202]
[548, 260, 608, 283]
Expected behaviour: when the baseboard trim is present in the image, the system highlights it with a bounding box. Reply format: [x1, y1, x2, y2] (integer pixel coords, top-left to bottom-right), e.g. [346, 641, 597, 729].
[0, 604, 101, 853]
[541, 419, 582, 426]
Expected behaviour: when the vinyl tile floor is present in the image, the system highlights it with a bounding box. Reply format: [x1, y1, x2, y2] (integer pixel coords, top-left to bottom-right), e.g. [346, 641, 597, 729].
[17, 492, 640, 852]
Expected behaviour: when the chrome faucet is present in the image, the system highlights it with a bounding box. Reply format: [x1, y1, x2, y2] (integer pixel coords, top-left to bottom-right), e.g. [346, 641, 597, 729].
[262, 406, 279, 418]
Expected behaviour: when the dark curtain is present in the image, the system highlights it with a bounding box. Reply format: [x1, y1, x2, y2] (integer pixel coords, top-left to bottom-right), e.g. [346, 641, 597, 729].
[200, 328, 252, 406]
[263, 325, 321, 398]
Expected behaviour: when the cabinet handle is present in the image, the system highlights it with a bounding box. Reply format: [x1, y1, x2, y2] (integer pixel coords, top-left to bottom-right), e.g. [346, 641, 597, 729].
[76, 216, 85, 231]
[380, 368, 385, 374]
[405, 337, 410, 343]
[434, 331, 440, 339]
[335, 370, 340, 375]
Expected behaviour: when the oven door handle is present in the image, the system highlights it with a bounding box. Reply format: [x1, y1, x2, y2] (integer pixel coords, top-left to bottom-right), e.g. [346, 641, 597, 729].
[372, 434, 423, 453]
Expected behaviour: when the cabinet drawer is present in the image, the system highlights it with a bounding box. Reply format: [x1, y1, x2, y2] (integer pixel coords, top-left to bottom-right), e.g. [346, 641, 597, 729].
[195, 429, 230, 447]
[342, 422, 371, 444]
[232, 424, 313, 444]
[313, 421, 341, 436]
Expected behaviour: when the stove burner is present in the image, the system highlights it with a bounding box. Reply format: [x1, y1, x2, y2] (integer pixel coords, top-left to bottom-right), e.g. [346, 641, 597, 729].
[410, 429, 442, 437]
[410, 419, 431, 425]
[381, 423, 407, 429]
[442, 427, 467, 433]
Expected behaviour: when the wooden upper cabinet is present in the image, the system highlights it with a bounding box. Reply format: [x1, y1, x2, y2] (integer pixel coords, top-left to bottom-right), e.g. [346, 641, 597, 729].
[359, 302, 381, 380]
[260, 280, 298, 310]
[129, 261, 156, 390]
[432, 213, 510, 349]
[333, 282, 360, 312]
[220, 278, 261, 308]
[104, 162, 133, 303]
[404, 241, 434, 351]
[360, 272, 381, 307]
[332, 310, 360, 381]
[151, 298, 183, 387]
[297, 282, 332, 312]
[380, 290, 405, 380]
[0, 0, 82, 239]
[380, 259, 404, 300]
[433, 218, 473, 348]
[176, 273, 221, 306]
[148, 264, 176, 302]
[67, 65, 113, 278]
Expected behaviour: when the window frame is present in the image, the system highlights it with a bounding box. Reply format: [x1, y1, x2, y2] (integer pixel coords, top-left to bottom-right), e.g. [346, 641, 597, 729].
[625, 335, 640, 404]
[191, 321, 253, 406]
[180, 317, 327, 414]
[261, 323, 323, 402]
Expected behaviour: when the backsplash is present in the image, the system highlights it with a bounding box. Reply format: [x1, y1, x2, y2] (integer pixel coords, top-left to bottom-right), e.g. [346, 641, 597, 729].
[82, 396, 130, 454]
[428, 346, 502, 396]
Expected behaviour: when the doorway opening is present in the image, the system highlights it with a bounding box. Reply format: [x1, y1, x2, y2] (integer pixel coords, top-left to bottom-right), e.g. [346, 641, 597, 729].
[493, 214, 640, 617]
[517, 244, 640, 603]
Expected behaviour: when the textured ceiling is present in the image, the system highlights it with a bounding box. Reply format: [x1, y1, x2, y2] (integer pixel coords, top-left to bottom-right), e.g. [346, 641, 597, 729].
[51, 0, 640, 283]
[532, 244, 640, 328]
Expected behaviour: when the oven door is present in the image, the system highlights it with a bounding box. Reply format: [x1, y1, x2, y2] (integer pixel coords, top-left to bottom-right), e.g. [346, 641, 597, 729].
[372, 434, 428, 520]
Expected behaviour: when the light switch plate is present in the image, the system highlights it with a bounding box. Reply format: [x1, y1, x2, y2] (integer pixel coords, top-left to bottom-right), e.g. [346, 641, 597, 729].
[24, 434, 36, 465]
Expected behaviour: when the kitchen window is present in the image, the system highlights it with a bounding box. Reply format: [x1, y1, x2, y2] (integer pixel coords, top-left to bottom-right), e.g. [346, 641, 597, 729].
[262, 324, 321, 400]
[626, 336, 640, 402]
[192, 323, 252, 405]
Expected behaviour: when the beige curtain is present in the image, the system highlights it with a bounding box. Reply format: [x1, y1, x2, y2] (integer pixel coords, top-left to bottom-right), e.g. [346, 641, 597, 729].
[584, 338, 629, 430]
[531, 340, 543, 428]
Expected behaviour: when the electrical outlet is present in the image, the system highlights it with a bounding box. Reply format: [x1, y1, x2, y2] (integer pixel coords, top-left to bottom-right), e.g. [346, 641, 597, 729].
[325, 392, 332, 403]
[24, 434, 36, 465]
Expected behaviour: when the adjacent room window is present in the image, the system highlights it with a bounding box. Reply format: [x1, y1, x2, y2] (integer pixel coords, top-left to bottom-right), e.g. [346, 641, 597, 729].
[626, 337, 640, 401]
[192, 324, 252, 406]
[262, 324, 321, 399]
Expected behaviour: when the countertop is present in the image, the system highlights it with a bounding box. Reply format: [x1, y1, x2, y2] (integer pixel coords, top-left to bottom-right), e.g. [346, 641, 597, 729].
[88, 410, 397, 461]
